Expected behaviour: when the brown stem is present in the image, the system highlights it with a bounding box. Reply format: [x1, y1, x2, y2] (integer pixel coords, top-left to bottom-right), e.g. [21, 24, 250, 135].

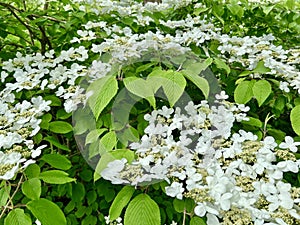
[0, 175, 24, 219]
[0, 2, 35, 45]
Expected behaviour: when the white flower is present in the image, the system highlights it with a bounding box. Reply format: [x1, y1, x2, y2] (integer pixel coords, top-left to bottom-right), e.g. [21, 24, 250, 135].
[31, 145, 47, 158]
[35, 219, 42, 225]
[101, 159, 128, 184]
[277, 160, 299, 173]
[165, 182, 184, 199]
[1, 71, 8, 82]
[279, 136, 300, 152]
[279, 81, 290, 92]
[22, 159, 36, 169]
[215, 91, 228, 100]
[207, 213, 220, 225]
[194, 202, 219, 217]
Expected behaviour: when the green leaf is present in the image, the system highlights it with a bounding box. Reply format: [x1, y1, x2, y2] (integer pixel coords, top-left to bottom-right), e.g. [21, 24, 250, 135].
[41, 154, 72, 170]
[274, 96, 286, 112]
[136, 62, 156, 73]
[182, 71, 209, 99]
[39, 170, 75, 184]
[27, 198, 66, 225]
[291, 105, 300, 136]
[85, 128, 107, 145]
[183, 58, 213, 75]
[252, 61, 271, 74]
[149, 70, 186, 107]
[43, 95, 62, 107]
[214, 58, 230, 74]
[43, 136, 70, 152]
[190, 216, 206, 225]
[24, 164, 40, 179]
[252, 80, 272, 106]
[234, 80, 255, 104]
[87, 190, 97, 205]
[64, 200, 76, 214]
[267, 129, 286, 141]
[49, 121, 73, 134]
[123, 77, 156, 108]
[124, 194, 160, 225]
[227, 4, 244, 18]
[109, 186, 135, 221]
[241, 117, 262, 128]
[21, 178, 41, 200]
[262, 5, 275, 15]
[56, 109, 72, 120]
[98, 131, 117, 156]
[286, 0, 295, 10]
[40, 113, 52, 129]
[173, 199, 185, 213]
[0, 184, 10, 207]
[87, 76, 118, 120]
[72, 183, 86, 203]
[4, 209, 31, 225]
[110, 149, 135, 163]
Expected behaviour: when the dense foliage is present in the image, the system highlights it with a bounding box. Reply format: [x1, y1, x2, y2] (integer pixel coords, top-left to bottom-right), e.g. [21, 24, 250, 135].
[0, 0, 300, 225]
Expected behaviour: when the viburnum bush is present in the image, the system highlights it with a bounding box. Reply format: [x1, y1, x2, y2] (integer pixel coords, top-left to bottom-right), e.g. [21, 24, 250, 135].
[0, 0, 300, 225]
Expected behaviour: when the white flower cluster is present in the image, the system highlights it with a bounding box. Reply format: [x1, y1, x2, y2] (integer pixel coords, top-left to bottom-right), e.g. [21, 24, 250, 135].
[73, 0, 198, 16]
[0, 49, 91, 179]
[101, 95, 300, 225]
[0, 92, 49, 179]
[216, 34, 300, 93]
[1, 0, 299, 185]
[70, 2, 300, 94]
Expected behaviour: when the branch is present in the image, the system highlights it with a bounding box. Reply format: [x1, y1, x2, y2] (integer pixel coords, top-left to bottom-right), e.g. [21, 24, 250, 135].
[0, 175, 24, 219]
[0, 2, 35, 45]
[38, 25, 52, 54]
[29, 14, 66, 23]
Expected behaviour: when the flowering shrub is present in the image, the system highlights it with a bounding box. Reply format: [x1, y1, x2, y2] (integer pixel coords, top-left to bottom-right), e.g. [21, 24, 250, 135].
[0, 0, 299, 225]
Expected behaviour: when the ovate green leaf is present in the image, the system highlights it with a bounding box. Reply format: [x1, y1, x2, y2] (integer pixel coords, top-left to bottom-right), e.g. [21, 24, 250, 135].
[87, 76, 118, 120]
[214, 58, 230, 74]
[41, 154, 72, 170]
[183, 58, 213, 74]
[94, 152, 115, 181]
[39, 170, 75, 184]
[27, 198, 66, 225]
[49, 121, 73, 134]
[190, 216, 206, 225]
[21, 178, 41, 200]
[252, 61, 271, 74]
[109, 186, 135, 221]
[234, 80, 255, 104]
[124, 194, 160, 225]
[24, 164, 40, 179]
[291, 105, 300, 136]
[252, 80, 272, 106]
[241, 117, 262, 128]
[182, 71, 209, 99]
[123, 77, 156, 108]
[85, 128, 107, 145]
[149, 70, 186, 107]
[98, 131, 117, 156]
[43, 136, 70, 152]
[4, 208, 31, 225]
[227, 4, 244, 18]
[0, 187, 9, 208]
